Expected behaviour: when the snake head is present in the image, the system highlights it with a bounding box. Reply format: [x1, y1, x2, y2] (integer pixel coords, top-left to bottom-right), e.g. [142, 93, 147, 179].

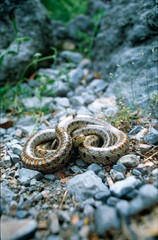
[72, 134, 86, 147]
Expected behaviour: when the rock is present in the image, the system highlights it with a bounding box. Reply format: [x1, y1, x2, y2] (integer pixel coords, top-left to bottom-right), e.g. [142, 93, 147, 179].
[125, 189, 138, 200]
[79, 225, 90, 238]
[52, 20, 68, 39]
[67, 14, 93, 41]
[88, 79, 108, 93]
[12, 143, 23, 156]
[70, 96, 84, 107]
[2, 155, 12, 167]
[107, 196, 119, 207]
[46, 235, 64, 240]
[84, 204, 94, 216]
[144, 127, 158, 145]
[87, 163, 103, 174]
[34, 193, 43, 201]
[138, 143, 152, 154]
[13, 128, 23, 138]
[49, 212, 60, 234]
[95, 206, 120, 235]
[129, 184, 158, 215]
[152, 168, 158, 177]
[116, 200, 130, 217]
[69, 68, 84, 89]
[0, 0, 54, 85]
[82, 93, 95, 106]
[88, 96, 118, 115]
[86, 74, 95, 84]
[113, 163, 127, 174]
[54, 97, 70, 108]
[129, 126, 143, 135]
[52, 81, 69, 97]
[87, 0, 109, 16]
[1, 219, 37, 240]
[60, 51, 83, 64]
[76, 159, 87, 167]
[94, 189, 111, 203]
[132, 169, 142, 176]
[1, 187, 15, 204]
[66, 170, 108, 201]
[70, 166, 83, 174]
[8, 151, 20, 164]
[110, 169, 125, 181]
[58, 210, 70, 223]
[16, 210, 29, 219]
[118, 154, 139, 168]
[110, 176, 137, 198]
[44, 174, 56, 181]
[22, 96, 53, 109]
[19, 168, 43, 181]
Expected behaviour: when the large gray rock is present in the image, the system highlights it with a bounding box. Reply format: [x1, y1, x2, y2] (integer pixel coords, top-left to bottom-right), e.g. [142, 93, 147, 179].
[0, 0, 54, 85]
[66, 170, 108, 201]
[92, 0, 157, 111]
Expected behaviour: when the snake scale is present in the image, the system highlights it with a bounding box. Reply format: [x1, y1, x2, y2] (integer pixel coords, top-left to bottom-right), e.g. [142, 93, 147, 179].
[21, 114, 129, 173]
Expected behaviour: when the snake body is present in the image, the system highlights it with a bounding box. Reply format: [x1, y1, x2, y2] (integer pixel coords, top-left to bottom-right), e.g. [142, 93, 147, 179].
[21, 114, 129, 173]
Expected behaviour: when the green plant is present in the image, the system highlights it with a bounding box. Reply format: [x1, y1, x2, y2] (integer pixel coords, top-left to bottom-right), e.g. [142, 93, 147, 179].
[77, 11, 104, 58]
[41, 0, 88, 23]
[0, 16, 30, 67]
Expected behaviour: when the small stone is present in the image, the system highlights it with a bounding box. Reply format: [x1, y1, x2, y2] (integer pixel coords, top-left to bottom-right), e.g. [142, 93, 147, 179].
[70, 165, 83, 173]
[76, 159, 86, 167]
[116, 200, 130, 216]
[60, 51, 83, 64]
[95, 206, 120, 235]
[110, 176, 137, 198]
[79, 225, 90, 238]
[30, 178, 37, 186]
[19, 176, 30, 186]
[98, 169, 106, 180]
[44, 174, 56, 181]
[129, 126, 143, 135]
[118, 154, 139, 167]
[71, 96, 84, 107]
[107, 196, 119, 207]
[87, 163, 103, 174]
[152, 168, 158, 176]
[1, 219, 37, 240]
[125, 189, 138, 200]
[9, 200, 18, 210]
[54, 97, 70, 108]
[66, 171, 108, 201]
[19, 168, 43, 181]
[12, 143, 23, 156]
[138, 143, 152, 154]
[132, 169, 142, 176]
[58, 210, 70, 222]
[113, 163, 127, 173]
[49, 212, 60, 234]
[13, 128, 23, 138]
[110, 169, 125, 181]
[2, 155, 12, 167]
[94, 189, 111, 203]
[137, 167, 148, 175]
[86, 74, 95, 84]
[88, 79, 108, 93]
[69, 68, 84, 89]
[128, 184, 158, 215]
[84, 204, 94, 216]
[16, 210, 29, 219]
[144, 127, 158, 145]
[34, 193, 43, 201]
[8, 151, 20, 164]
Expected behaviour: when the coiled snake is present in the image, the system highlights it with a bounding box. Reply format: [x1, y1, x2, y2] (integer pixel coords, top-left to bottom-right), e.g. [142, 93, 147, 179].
[21, 114, 129, 173]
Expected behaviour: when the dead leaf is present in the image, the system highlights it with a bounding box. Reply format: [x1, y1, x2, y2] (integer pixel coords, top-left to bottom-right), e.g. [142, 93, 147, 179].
[56, 169, 66, 179]
[0, 118, 14, 129]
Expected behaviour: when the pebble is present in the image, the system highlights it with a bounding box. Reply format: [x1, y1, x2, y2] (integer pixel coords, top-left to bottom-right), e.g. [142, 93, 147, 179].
[79, 225, 90, 238]
[87, 163, 103, 174]
[117, 154, 139, 168]
[94, 189, 111, 203]
[116, 200, 130, 216]
[132, 169, 142, 176]
[16, 210, 29, 219]
[1, 219, 37, 240]
[54, 97, 70, 108]
[8, 151, 20, 164]
[60, 51, 83, 64]
[138, 143, 152, 154]
[49, 212, 60, 234]
[128, 184, 158, 215]
[76, 159, 87, 167]
[86, 74, 95, 84]
[152, 168, 158, 176]
[110, 169, 125, 181]
[110, 176, 137, 198]
[144, 127, 158, 145]
[44, 174, 56, 181]
[69, 68, 84, 89]
[66, 170, 108, 201]
[113, 163, 127, 174]
[129, 125, 143, 135]
[95, 205, 120, 235]
[84, 204, 94, 216]
[2, 155, 12, 167]
[12, 143, 23, 156]
[107, 196, 119, 207]
[88, 79, 108, 93]
[19, 168, 43, 181]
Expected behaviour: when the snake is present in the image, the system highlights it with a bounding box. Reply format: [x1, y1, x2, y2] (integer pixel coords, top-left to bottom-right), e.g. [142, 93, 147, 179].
[21, 114, 129, 173]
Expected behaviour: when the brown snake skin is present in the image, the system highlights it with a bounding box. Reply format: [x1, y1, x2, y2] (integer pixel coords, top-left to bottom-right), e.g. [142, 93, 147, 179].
[21, 114, 129, 173]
